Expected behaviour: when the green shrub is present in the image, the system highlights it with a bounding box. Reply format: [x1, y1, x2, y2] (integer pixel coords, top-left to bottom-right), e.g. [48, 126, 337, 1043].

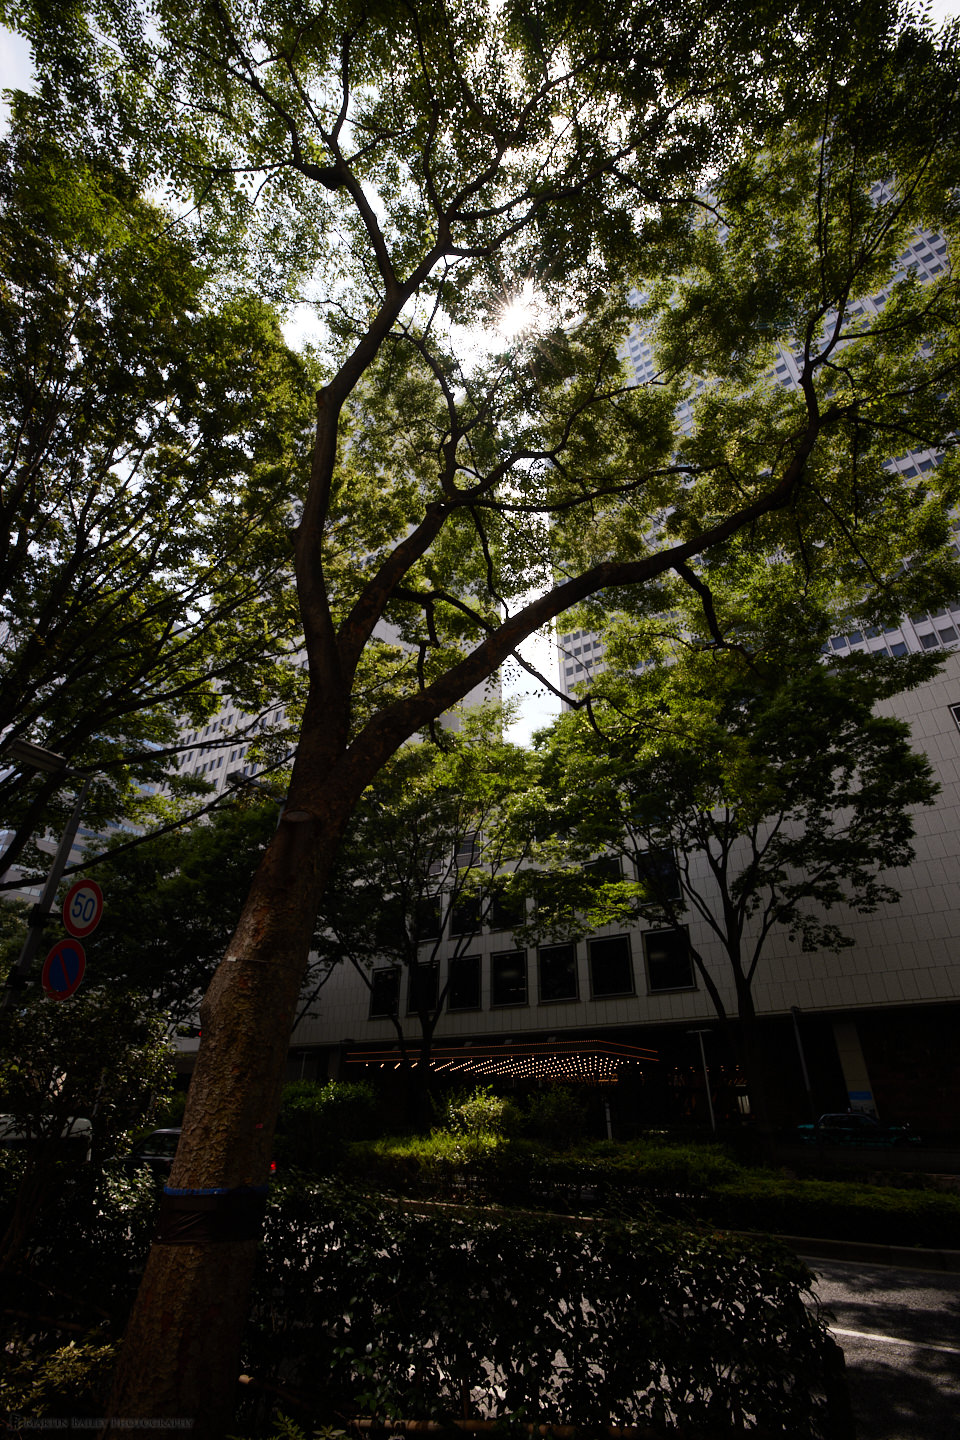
[243, 1182, 851, 1438]
[437, 1084, 520, 1139]
[0, 1339, 117, 1417]
[277, 1079, 379, 1171]
[341, 1134, 960, 1247]
[523, 1085, 589, 1147]
[0, 1164, 157, 1416]
[703, 1172, 960, 1248]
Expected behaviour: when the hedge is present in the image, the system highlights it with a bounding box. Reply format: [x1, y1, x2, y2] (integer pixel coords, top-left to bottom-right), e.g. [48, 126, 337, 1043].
[242, 1181, 853, 1438]
[343, 1137, 960, 1248]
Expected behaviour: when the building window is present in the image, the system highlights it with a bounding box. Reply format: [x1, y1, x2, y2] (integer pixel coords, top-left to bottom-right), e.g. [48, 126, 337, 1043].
[643, 928, 696, 993]
[491, 951, 527, 1008]
[407, 963, 439, 1015]
[369, 968, 401, 1018]
[634, 847, 681, 902]
[949, 703, 960, 734]
[588, 936, 634, 997]
[538, 943, 578, 1003]
[451, 892, 481, 936]
[487, 890, 525, 932]
[583, 855, 622, 884]
[415, 894, 442, 941]
[455, 831, 480, 867]
[447, 954, 482, 1011]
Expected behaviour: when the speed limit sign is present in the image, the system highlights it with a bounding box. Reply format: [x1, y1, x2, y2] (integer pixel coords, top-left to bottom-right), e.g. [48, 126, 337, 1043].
[62, 879, 103, 939]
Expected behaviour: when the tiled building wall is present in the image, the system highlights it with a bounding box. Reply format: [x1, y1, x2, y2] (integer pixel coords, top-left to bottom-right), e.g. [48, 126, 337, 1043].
[292, 651, 960, 1056]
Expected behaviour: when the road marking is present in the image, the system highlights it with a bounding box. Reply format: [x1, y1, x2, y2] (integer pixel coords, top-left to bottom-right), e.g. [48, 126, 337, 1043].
[831, 1327, 960, 1357]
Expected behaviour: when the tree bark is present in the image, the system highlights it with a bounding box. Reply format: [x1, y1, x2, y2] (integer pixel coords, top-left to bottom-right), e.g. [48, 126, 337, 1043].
[104, 696, 365, 1435]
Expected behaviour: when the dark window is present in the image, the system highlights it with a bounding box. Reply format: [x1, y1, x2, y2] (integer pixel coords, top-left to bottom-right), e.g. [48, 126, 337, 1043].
[407, 963, 439, 1014]
[487, 890, 525, 931]
[634, 847, 681, 901]
[415, 894, 442, 940]
[644, 928, 695, 992]
[588, 936, 634, 997]
[920, 632, 939, 649]
[847, 630, 863, 645]
[949, 703, 960, 734]
[939, 627, 958, 644]
[491, 951, 527, 1007]
[447, 954, 481, 1011]
[455, 831, 480, 868]
[891, 641, 907, 656]
[830, 636, 846, 650]
[582, 855, 621, 884]
[538, 944, 578, 1003]
[369, 968, 401, 1018]
[451, 892, 481, 936]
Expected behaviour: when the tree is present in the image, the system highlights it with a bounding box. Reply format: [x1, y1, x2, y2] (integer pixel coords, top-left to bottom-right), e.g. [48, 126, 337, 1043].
[531, 566, 942, 1122]
[314, 709, 536, 1122]
[0, 985, 174, 1271]
[0, 106, 316, 882]
[6, 0, 960, 1428]
[87, 794, 289, 1023]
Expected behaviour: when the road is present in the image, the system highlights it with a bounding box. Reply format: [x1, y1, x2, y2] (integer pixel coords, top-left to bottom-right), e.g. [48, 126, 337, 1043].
[801, 1255, 960, 1440]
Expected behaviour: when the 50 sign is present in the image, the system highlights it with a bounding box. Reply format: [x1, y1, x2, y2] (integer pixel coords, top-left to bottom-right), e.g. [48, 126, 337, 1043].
[62, 879, 103, 940]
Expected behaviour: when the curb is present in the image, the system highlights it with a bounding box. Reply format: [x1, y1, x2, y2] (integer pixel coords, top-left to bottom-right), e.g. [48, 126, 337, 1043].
[775, 1233, 960, 1272]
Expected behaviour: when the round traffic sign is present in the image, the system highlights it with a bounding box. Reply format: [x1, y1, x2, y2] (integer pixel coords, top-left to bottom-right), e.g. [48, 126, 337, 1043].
[62, 879, 103, 939]
[42, 939, 86, 1000]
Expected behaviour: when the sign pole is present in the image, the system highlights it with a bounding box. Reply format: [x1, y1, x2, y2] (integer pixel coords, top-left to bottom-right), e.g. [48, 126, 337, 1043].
[0, 776, 92, 1015]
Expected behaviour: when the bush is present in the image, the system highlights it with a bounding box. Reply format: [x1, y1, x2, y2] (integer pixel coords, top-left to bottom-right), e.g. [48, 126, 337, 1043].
[437, 1084, 521, 1140]
[702, 1172, 960, 1248]
[276, 1080, 380, 1172]
[341, 1134, 960, 1247]
[523, 1085, 589, 1147]
[0, 1339, 117, 1418]
[243, 1182, 852, 1438]
[0, 1164, 157, 1416]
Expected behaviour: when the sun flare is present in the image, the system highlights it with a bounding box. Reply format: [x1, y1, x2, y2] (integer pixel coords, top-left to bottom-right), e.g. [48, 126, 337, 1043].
[497, 282, 544, 340]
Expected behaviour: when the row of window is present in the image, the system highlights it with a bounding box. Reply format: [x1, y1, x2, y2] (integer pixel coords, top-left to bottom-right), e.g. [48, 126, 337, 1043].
[369, 928, 696, 1018]
[415, 851, 681, 943]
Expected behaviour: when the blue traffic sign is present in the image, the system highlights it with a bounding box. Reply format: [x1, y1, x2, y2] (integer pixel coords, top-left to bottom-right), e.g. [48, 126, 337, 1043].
[42, 938, 86, 1000]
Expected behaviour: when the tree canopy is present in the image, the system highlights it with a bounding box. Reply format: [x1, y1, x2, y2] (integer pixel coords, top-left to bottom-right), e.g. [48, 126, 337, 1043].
[87, 795, 285, 1022]
[0, 107, 316, 883]
[314, 708, 535, 1106]
[532, 565, 942, 1113]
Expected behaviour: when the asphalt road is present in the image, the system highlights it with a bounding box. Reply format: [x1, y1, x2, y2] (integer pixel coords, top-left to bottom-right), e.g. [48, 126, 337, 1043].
[801, 1255, 960, 1440]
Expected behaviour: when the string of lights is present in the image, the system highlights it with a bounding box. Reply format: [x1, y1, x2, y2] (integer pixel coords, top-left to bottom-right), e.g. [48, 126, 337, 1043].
[344, 1039, 658, 1085]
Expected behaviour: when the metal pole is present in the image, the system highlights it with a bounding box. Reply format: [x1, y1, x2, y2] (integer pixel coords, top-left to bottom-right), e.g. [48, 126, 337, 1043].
[688, 1029, 716, 1132]
[790, 1005, 816, 1121]
[1, 776, 92, 1014]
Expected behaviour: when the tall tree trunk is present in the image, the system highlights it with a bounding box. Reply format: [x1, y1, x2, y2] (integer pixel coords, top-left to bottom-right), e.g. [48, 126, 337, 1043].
[104, 699, 365, 1436]
[731, 977, 774, 1132]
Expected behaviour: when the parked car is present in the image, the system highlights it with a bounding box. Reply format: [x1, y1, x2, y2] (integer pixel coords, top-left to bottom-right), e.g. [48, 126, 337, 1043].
[0, 1114, 93, 1162]
[794, 1112, 921, 1147]
[123, 1127, 183, 1179]
[123, 1128, 278, 1180]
